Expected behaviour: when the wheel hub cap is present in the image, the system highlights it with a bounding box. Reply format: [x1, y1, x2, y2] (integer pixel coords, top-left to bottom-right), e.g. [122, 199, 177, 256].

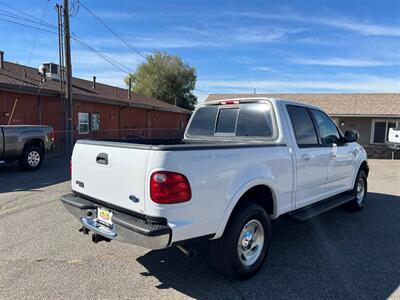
[238, 219, 264, 267]
[356, 178, 365, 204]
[241, 231, 253, 248]
[27, 151, 40, 167]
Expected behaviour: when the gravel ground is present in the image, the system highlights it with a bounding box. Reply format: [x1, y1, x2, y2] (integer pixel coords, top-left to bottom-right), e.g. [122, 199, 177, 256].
[0, 157, 399, 299]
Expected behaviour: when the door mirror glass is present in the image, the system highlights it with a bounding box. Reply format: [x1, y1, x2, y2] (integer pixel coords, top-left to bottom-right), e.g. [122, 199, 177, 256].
[345, 130, 359, 143]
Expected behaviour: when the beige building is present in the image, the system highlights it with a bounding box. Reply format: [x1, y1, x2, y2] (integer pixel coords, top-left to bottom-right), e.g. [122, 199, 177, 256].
[206, 93, 400, 159]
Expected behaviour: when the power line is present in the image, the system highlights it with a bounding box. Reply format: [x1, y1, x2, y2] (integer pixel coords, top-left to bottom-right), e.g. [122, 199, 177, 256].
[114, 0, 171, 50]
[193, 87, 209, 96]
[0, 17, 58, 35]
[69, 0, 80, 17]
[0, 1, 55, 28]
[113, 0, 209, 96]
[0, 2, 132, 72]
[20, 0, 50, 88]
[1, 1, 209, 97]
[5, 0, 50, 125]
[80, 1, 148, 60]
[80, 1, 208, 96]
[71, 35, 131, 73]
[0, 16, 131, 74]
[0, 12, 131, 74]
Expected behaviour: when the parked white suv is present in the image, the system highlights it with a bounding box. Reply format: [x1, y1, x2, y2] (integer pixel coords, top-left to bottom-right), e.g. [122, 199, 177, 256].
[61, 98, 369, 280]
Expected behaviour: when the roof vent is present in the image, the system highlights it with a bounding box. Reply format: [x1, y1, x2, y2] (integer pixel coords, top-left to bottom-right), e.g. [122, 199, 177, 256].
[38, 63, 60, 81]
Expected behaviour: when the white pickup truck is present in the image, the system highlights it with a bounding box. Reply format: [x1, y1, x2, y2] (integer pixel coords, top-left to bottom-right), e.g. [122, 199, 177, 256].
[61, 98, 369, 280]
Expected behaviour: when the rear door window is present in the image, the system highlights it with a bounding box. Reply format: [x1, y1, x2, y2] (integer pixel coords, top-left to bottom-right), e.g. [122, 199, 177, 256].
[287, 105, 319, 147]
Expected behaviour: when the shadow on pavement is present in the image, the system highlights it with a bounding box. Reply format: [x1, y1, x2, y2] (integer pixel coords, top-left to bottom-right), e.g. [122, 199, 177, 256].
[0, 155, 70, 193]
[137, 192, 400, 300]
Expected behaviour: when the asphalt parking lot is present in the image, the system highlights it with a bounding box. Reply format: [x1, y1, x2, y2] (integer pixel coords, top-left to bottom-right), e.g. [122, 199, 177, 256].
[1, 156, 399, 299]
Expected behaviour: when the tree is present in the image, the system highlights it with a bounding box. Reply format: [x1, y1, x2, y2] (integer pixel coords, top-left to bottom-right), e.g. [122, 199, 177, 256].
[126, 52, 197, 110]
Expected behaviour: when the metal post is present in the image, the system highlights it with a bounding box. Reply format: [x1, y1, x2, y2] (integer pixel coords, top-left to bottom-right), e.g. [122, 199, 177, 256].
[56, 4, 68, 153]
[63, 0, 73, 152]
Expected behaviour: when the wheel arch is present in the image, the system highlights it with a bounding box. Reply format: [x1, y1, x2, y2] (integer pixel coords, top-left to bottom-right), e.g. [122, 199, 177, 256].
[24, 139, 45, 153]
[352, 160, 369, 188]
[214, 180, 278, 239]
[359, 160, 369, 177]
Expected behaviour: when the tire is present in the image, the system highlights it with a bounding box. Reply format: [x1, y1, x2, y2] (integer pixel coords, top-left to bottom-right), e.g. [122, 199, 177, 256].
[19, 145, 43, 171]
[210, 202, 271, 280]
[346, 170, 367, 211]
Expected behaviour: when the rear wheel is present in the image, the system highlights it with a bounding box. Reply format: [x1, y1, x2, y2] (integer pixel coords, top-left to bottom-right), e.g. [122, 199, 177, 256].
[19, 145, 43, 171]
[210, 202, 271, 280]
[346, 170, 367, 211]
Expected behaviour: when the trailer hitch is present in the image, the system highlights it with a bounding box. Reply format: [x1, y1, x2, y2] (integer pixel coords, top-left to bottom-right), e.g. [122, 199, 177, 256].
[79, 226, 90, 235]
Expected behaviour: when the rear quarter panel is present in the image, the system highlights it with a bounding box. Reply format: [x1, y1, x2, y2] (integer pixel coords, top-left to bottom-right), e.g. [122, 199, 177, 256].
[146, 145, 293, 243]
[2, 126, 53, 157]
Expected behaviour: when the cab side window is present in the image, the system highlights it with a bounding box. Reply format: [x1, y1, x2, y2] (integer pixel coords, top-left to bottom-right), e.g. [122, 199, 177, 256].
[311, 109, 341, 144]
[287, 105, 319, 147]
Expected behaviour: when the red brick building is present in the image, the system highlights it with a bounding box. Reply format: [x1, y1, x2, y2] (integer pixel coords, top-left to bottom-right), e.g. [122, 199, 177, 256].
[0, 56, 191, 148]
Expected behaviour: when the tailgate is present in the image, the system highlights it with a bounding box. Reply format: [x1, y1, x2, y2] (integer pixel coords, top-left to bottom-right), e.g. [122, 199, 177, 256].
[71, 141, 150, 214]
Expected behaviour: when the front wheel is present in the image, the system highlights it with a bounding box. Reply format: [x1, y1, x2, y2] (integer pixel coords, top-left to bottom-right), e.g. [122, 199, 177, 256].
[346, 170, 367, 211]
[210, 202, 271, 280]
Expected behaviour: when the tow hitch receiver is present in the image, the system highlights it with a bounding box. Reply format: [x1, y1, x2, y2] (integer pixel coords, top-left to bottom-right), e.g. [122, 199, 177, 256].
[79, 227, 110, 243]
[79, 227, 90, 235]
[92, 233, 111, 244]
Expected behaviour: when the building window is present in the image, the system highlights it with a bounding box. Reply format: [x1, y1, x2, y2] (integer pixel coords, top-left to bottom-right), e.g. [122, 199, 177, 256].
[371, 120, 399, 144]
[78, 112, 89, 134]
[91, 113, 100, 131]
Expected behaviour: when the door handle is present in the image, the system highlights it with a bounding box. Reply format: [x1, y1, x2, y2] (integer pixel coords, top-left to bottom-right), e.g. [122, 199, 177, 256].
[302, 154, 311, 162]
[96, 153, 108, 165]
[331, 153, 337, 159]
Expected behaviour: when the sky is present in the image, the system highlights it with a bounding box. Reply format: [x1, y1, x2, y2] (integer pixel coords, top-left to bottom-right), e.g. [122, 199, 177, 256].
[0, 0, 399, 102]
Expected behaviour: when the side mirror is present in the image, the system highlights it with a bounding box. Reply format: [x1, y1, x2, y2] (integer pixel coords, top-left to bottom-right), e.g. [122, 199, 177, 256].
[345, 130, 359, 143]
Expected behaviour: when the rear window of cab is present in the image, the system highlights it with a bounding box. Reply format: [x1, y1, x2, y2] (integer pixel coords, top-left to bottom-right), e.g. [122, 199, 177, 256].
[187, 103, 275, 139]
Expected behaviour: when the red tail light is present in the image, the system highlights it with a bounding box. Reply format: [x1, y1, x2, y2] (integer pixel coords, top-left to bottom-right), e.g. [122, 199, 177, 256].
[150, 171, 191, 204]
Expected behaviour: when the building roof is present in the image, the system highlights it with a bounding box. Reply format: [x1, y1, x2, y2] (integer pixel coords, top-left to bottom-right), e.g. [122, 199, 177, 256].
[0, 61, 190, 114]
[206, 93, 400, 117]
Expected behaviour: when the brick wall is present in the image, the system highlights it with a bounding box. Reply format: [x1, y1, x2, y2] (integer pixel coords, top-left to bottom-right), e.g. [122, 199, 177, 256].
[1, 90, 190, 149]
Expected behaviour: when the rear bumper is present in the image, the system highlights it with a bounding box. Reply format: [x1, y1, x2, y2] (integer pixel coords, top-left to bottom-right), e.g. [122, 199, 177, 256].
[60, 193, 171, 250]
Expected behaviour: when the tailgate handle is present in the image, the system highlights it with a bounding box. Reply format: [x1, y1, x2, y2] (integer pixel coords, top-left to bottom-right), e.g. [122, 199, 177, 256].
[96, 153, 108, 165]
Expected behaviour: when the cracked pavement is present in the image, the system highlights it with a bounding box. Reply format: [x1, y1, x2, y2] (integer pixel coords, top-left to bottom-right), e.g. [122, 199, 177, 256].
[1, 156, 399, 299]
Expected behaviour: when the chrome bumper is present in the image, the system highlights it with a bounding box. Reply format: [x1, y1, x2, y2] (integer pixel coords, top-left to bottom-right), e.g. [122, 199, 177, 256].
[60, 193, 171, 250]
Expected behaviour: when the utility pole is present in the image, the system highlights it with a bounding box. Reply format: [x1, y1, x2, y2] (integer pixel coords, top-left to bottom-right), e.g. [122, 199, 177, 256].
[56, 4, 68, 153]
[63, 0, 73, 151]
